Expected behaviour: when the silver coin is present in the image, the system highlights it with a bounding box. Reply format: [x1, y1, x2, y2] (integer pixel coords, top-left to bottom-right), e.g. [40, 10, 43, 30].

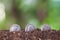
[41, 24, 51, 31]
[25, 24, 36, 32]
[10, 24, 21, 32]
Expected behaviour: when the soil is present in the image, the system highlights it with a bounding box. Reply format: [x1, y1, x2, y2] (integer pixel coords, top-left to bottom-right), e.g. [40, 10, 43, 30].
[0, 29, 60, 40]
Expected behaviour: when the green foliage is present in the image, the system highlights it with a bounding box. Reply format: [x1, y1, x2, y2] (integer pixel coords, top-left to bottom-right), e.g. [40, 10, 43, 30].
[0, 0, 60, 30]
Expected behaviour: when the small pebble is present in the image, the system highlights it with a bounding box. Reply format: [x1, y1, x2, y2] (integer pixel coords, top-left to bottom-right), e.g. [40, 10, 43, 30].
[10, 24, 21, 32]
[41, 24, 51, 31]
[25, 24, 36, 32]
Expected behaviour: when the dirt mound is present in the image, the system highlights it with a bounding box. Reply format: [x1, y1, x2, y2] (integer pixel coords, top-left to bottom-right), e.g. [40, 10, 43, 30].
[0, 29, 60, 40]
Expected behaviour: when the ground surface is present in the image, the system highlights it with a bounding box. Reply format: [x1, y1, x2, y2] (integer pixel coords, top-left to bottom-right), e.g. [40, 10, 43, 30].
[0, 29, 60, 40]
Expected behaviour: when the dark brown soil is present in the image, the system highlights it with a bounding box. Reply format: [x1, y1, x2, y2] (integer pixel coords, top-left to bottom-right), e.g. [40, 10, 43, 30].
[0, 29, 60, 40]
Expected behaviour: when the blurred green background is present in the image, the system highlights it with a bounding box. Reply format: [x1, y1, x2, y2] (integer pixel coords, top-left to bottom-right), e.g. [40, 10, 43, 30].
[0, 0, 60, 30]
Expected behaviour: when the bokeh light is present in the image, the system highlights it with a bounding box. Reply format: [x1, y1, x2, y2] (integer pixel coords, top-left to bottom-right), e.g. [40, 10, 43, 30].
[0, 3, 5, 22]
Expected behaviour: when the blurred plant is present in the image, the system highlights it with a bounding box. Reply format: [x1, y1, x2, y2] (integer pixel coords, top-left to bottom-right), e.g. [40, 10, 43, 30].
[45, 0, 60, 30]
